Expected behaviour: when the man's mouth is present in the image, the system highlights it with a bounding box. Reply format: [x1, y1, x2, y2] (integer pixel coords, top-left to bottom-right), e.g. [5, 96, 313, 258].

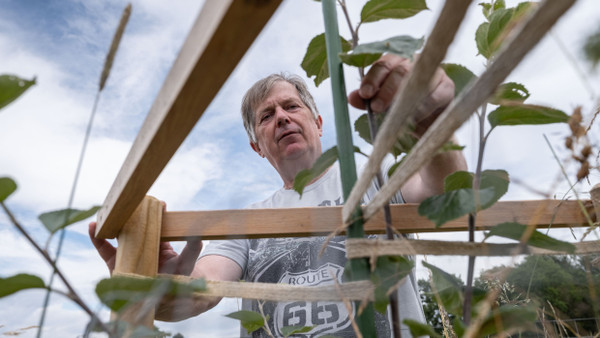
[278, 130, 298, 142]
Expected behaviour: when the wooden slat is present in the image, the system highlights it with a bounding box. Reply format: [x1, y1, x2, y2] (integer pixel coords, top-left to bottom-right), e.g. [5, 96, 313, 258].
[112, 196, 162, 327]
[160, 199, 594, 241]
[345, 238, 600, 258]
[96, 0, 282, 238]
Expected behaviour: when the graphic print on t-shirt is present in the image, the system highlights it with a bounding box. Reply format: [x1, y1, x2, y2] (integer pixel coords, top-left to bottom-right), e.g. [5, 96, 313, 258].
[246, 236, 357, 337]
[274, 262, 353, 336]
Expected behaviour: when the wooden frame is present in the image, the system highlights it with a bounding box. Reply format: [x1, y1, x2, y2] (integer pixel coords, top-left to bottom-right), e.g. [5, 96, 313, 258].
[160, 199, 593, 240]
[95, 0, 282, 239]
[91, 0, 598, 334]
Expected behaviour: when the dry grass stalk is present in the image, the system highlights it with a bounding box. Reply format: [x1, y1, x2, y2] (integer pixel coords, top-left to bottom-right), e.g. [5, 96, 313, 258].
[99, 3, 132, 91]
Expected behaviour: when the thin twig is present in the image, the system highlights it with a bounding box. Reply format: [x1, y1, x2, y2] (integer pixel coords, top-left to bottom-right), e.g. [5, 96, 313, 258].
[38, 4, 132, 335]
[0, 202, 114, 337]
[330, 268, 363, 338]
[257, 300, 275, 338]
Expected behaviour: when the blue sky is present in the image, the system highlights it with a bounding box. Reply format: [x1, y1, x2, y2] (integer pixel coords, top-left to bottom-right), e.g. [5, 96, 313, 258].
[1, 0, 599, 336]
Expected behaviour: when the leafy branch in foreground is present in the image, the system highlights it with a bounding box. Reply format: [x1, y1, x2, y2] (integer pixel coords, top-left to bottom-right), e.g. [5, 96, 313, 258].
[0, 4, 140, 337]
[0, 178, 113, 336]
[415, 0, 574, 328]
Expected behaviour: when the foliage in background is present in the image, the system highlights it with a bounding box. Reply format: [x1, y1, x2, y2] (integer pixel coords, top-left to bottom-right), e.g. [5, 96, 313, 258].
[583, 24, 600, 68]
[420, 256, 600, 335]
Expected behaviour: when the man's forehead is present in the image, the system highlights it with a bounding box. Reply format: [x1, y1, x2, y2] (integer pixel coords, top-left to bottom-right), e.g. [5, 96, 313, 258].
[257, 81, 300, 109]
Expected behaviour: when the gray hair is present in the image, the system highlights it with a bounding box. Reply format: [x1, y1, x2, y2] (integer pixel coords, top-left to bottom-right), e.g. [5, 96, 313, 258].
[241, 73, 319, 143]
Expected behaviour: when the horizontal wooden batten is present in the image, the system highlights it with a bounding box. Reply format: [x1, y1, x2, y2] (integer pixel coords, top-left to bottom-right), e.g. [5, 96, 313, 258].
[96, 0, 282, 239]
[160, 199, 594, 241]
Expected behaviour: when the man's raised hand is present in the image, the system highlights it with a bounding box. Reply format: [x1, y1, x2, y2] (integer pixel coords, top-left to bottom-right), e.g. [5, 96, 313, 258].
[347, 53, 454, 132]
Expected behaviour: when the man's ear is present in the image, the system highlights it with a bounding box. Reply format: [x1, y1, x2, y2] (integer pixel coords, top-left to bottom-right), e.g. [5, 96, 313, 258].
[250, 142, 264, 158]
[316, 115, 323, 137]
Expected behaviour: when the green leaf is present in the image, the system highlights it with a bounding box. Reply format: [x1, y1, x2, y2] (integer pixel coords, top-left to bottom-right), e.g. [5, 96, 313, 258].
[443, 171, 473, 191]
[475, 22, 491, 58]
[439, 141, 465, 153]
[87, 320, 127, 336]
[0, 274, 46, 297]
[486, 8, 514, 55]
[0, 75, 36, 111]
[339, 36, 423, 68]
[486, 3, 534, 57]
[494, 0, 506, 10]
[489, 82, 529, 105]
[403, 319, 442, 338]
[418, 188, 483, 227]
[361, 0, 428, 23]
[339, 53, 382, 69]
[480, 0, 506, 20]
[452, 317, 466, 337]
[88, 321, 171, 338]
[294, 146, 365, 196]
[96, 275, 206, 312]
[387, 159, 402, 177]
[478, 304, 538, 336]
[294, 147, 338, 196]
[39, 206, 101, 234]
[488, 104, 569, 128]
[301, 33, 351, 87]
[225, 310, 267, 333]
[441, 63, 477, 97]
[480, 3, 492, 19]
[0, 177, 17, 202]
[485, 222, 576, 253]
[280, 325, 314, 337]
[422, 262, 463, 316]
[370, 256, 413, 313]
[584, 25, 600, 68]
[478, 169, 509, 209]
[420, 170, 509, 226]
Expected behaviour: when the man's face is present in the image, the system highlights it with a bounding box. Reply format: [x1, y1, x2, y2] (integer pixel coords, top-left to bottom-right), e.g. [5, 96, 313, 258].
[251, 81, 322, 173]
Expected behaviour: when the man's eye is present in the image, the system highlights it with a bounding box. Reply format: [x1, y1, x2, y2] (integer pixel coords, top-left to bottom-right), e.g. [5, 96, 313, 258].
[260, 113, 272, 123]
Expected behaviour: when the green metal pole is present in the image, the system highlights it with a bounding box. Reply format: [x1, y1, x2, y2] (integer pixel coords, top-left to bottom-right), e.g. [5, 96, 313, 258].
[321, 0, 376, 336]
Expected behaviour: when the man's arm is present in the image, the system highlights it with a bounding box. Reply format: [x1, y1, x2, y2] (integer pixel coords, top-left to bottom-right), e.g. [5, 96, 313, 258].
[155, 255, 243, 322]
[348, 54, 467, 203]
[88, 222, 242, 322]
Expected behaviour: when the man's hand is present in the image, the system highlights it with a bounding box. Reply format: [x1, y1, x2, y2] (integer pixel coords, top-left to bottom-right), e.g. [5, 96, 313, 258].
[347, 54, 454, 133]
[88, 222, 202, 275]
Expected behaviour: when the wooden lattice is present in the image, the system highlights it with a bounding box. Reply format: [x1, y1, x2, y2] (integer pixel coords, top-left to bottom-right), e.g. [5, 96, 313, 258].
[92, 0, 599, 335]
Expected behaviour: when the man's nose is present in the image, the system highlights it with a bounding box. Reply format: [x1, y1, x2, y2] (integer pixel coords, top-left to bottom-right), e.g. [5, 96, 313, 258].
[275, 108, 290, 127]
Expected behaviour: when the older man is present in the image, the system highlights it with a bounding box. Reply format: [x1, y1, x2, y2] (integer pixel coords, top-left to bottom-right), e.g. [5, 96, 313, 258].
[90, 54, 466, 337]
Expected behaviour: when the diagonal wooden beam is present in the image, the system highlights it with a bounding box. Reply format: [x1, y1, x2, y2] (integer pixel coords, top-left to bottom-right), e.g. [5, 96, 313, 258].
[96, 0, 282, 238]
[159, 200, 594, 241]
[347, 0, 577, 223]
[342, 0, 471, 222]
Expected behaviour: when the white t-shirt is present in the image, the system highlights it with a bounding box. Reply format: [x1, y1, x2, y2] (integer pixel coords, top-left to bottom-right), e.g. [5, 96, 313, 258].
[201, 162, 425, 337]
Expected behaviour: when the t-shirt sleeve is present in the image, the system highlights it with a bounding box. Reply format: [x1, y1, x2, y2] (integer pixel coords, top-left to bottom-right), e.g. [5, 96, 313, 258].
[200, 239, 249, 275]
